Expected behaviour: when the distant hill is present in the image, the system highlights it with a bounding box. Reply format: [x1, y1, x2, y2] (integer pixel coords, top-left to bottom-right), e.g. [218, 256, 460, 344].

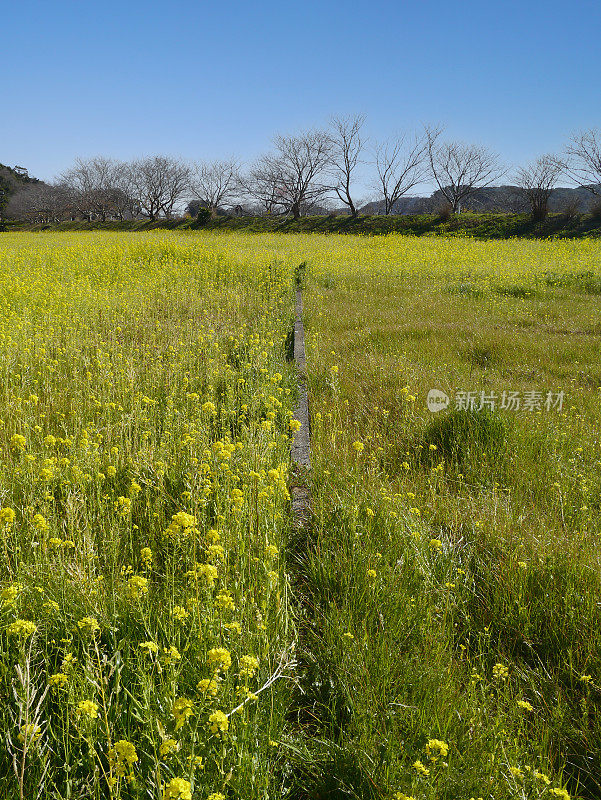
[360, 185, 601, 215]
[360, 195, 432, 215]
[0, 164, 42, 219]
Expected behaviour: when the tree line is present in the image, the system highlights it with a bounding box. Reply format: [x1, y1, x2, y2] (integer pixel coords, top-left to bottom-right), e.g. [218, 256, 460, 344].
[5, 118, 601, 223]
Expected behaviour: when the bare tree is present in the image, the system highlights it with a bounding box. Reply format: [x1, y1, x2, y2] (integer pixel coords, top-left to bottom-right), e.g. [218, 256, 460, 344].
[327, 114, 365, 217]
[5, 186, 39, 222]
[107, 167, 140, 220]
[61, 157, 126, 221]
[515, 155, 562, 221]
[426, 127, 505, 213]
[190, 159, 240, 215]
[128, 156, 190, 220]
[6, 183, 71, 223]
[373, 132, 429, 215]
[241, 159, 285, 215]
[252, 130, 332, 220]
[563, 129, 601, 195]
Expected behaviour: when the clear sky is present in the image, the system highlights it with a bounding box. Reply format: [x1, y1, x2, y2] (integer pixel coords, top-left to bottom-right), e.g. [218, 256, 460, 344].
[2, 0, 599, 195]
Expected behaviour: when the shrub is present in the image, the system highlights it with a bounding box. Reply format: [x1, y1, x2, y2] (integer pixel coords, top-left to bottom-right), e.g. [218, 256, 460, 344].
[437, 203, 454, 222]
[590, 198, 601, 221]
[561, 198, 581, 221]
[195, 206, 212, 225]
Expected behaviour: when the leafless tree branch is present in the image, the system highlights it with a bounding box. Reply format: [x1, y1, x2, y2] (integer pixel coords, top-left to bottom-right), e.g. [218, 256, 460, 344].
[373, 132, 429, 214]
[426, 126, 505, 212]
[247, 130, 332, 220]
[327, 114, 365, 217]
[128, 156, 190, 220]
[562, 128, 601, 195]
[515, 154, 562, 220]
[190, 159, 241, 214]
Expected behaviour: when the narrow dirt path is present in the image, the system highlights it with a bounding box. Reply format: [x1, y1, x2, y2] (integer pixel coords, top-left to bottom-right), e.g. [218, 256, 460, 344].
[291, 285, 311, 528]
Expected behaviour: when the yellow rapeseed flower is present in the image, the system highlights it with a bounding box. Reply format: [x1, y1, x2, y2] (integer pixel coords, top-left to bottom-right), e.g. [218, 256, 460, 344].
[215, 590, 235, 612]
[48, 672, 69, 690]
[18, 723, 42, 744]
[426, 739, 449, 761]
[207, 647, 232, 673]
[109, 740, 138, 777]
[11, 434, 26, 451]
[172, 605, 189, 622]
[163, 778, 192, 800]
[76, 700, 99, 719]
[239, 654, 259, 677]
[159, 738, 179, 758]
[115, 496, 131, 517]
[510, 766, 524, 779]
[197, 677, 219, 696]
[208, 709, 229, 735]
[492, 663, 509, 681]
[161, 646, 181, 665]
[126, 575, 148, 600]
[1, 584, 21, 605]
[172, 697, 194, 730]
[7, 619, 37, 638]
[77, 616, 100, 636]
[32, 514, 49, 533]
[0, 507, 16, 526]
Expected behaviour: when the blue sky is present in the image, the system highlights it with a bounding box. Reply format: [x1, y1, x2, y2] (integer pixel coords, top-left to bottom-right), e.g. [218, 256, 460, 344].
[2, 0, 599, 195]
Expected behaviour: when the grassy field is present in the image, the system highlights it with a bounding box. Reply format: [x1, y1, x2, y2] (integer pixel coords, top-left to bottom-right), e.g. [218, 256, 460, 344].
[7, 210, 601, 240]
[300, 235, 601, 799]
[0, 231, 600, 799]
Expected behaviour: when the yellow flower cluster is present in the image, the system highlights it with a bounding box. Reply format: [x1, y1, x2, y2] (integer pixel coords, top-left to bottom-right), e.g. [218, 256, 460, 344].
[207, 647, 232, 673]
[208, 709, 229, 735]
[163, 778, 192, 800]
[108, 739, 138, 778]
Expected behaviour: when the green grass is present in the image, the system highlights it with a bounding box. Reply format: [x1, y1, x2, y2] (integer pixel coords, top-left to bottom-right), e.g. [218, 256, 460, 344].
[298, 241, 601, 798]
[6, 211, 601, 240]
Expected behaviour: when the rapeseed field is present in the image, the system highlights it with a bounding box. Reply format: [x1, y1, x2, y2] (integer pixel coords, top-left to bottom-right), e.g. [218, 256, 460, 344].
[2, 230, 600, 799]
